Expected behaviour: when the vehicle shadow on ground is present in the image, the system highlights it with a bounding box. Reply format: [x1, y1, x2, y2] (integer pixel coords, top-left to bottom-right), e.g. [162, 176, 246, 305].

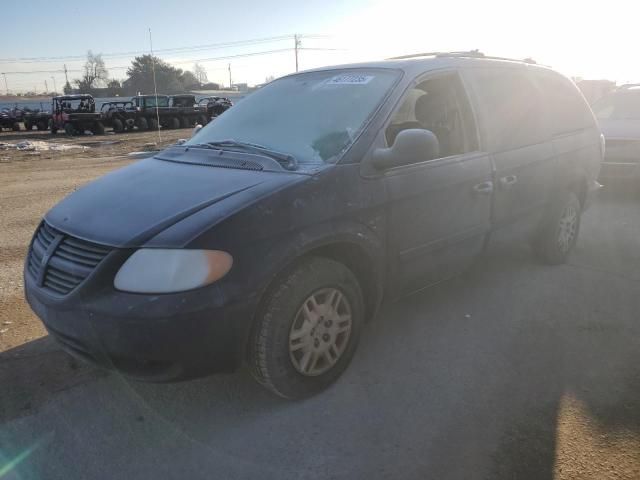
[0, 336, 105, 423]
[1, 192, 639, 479]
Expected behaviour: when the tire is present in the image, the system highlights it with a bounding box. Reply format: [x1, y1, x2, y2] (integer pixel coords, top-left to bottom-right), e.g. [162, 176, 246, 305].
[50, 126, 58, 135]
[197, 114, 208, 126]
[534, 191, 582, 265]
[180, 116, 191, 128]
[248, 257, 364, 399]
[148, 117, 159, 131]
[64, 123, 76, 136]
[24, 122, 32, 131]
[37, 120, 47, 131]
[112, 118, 124, 133]
[136, 117, 149, 131]
[170, 117, 180, 129]
[92, 121, 105, 135]
[12, 122, 20, 131]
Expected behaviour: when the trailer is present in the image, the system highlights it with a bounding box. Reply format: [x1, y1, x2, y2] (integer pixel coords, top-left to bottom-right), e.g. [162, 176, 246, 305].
[50, 95, 104, 135]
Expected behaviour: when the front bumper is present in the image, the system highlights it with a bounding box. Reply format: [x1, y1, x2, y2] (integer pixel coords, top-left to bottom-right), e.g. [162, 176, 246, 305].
[24, 269, 256, 382]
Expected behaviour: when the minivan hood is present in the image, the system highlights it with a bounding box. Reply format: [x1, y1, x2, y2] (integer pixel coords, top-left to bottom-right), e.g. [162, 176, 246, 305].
[45, 156, 304, 247]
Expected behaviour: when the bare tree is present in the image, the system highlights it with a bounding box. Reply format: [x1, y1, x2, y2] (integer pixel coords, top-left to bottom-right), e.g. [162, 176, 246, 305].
[74, 51, 108, 92]
[193, 63, 208, 86]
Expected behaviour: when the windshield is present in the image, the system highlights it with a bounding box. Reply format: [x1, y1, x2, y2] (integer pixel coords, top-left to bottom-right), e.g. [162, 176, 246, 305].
[593, 92, 640, 120]
[186, 69, 400, 164]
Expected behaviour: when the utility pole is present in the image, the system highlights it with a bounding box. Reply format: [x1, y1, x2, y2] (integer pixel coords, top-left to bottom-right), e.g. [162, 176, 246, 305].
[1, 73, 7, 95]
[64, 64, 69, 85]
[45, 80, 48, 93]
[294, 34, 301, 72]
[228, 63, 232, 89]
[51, 76, 57, 95]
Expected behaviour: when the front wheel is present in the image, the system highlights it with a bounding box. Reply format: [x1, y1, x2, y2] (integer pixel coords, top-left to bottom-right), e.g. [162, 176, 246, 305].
[248, 257, 364, 399]
[92, 121, 105, 135]
[534, 191, 582, 265]
[64, 123, 76, 136]
[136, 117, 148, 131]
[112, 118, 124, 133]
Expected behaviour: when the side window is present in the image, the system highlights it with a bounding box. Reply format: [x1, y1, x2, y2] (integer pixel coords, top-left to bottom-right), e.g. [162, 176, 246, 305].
[471, 68, 547, 151]
[536, 72, 595, 134]
[385, 72, 478, 159]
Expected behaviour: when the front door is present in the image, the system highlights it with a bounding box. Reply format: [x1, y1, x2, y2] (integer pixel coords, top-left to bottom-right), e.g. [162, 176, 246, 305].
[381, 71, 493, 295]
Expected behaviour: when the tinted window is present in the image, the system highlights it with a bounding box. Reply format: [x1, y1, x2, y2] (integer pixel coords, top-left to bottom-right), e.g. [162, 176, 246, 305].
[535, 72, 594, 133]
[471, 68, 546, 150]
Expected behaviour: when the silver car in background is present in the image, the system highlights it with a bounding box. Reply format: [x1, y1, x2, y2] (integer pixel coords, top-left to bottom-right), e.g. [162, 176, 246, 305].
[594, 84, 640, 184]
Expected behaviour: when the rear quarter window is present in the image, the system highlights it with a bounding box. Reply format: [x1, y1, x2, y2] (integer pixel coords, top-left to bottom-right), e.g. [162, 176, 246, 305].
[469, 67, 547, 151]
[534, 71, 595, 134]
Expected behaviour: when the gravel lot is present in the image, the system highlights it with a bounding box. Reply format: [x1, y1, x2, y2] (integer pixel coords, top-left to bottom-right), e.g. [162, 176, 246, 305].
[0, 138, 639, 479]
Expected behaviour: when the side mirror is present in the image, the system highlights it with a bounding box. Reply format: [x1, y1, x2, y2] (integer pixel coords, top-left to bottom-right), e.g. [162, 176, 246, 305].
[372, 129, 440, 170]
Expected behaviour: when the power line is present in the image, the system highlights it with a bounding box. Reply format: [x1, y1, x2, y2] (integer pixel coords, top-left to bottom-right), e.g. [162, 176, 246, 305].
[0, 46, 339, 75]
[0, 34, 328, 63]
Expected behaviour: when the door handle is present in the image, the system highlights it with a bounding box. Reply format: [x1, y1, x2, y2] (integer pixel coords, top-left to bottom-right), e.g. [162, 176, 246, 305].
[473, 181, 494, 195]
[499, 175, 518, 189]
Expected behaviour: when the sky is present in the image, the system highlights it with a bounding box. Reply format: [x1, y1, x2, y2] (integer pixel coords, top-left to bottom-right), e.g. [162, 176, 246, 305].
[1, 0, 638, 94]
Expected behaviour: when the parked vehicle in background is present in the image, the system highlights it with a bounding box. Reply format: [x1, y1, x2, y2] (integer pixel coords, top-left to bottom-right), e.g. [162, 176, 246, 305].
[593, 84, 640, 184]
[100, 101, 136, 133]
[129, 94, 203, 130]
[25, 53, 602, 399]
[197, 96, 233, 123]
[24, 109, 52, 131]
[0, 107, 25, 131]
[168, 94, 203, 128]
[50, 94, 105, 135]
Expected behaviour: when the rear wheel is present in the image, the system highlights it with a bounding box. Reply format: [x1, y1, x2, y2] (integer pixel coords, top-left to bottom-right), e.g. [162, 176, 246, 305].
[37, 120, 47, 131]
[12, 122, 20, 131]
[170, 117, 180, 129]
[197, 114, 208, 126]
[64, 123, 76, 136]
[180, 116, 191, 128]
[534, 191, 582, 265]
[112, 118, 124, 133]
[248, 257, 364, 399]
[92, 121, 105, 135]
[136, 117, 149, 131]
[24, 122, 32, 131]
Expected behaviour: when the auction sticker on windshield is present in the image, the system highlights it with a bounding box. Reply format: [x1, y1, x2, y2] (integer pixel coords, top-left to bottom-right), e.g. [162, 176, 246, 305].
[326, 74, 374, 85]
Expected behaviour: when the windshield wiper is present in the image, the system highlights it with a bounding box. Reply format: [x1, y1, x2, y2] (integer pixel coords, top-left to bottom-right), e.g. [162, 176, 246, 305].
[190, 139, 298, 170]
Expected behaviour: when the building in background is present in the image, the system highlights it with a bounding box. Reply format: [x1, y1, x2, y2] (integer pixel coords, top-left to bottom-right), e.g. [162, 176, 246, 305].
[576, 79, 616, 105]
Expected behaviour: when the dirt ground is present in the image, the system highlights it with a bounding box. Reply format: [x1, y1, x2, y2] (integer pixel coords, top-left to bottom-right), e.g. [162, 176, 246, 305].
[0, 128, 187, 351]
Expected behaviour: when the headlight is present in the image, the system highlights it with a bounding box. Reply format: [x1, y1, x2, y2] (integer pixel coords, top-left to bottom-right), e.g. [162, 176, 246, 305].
[114, 249, 233, 294]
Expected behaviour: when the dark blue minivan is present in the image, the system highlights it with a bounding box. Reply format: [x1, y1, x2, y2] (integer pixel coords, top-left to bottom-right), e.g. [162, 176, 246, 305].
[25, 53, 602, 398]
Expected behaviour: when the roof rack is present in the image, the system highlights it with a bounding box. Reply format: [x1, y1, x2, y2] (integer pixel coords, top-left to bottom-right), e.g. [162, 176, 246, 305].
[387, 50, 537, 64]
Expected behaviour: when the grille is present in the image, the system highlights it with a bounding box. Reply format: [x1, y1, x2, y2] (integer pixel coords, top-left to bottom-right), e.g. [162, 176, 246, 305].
[27, 222, 111, 295]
